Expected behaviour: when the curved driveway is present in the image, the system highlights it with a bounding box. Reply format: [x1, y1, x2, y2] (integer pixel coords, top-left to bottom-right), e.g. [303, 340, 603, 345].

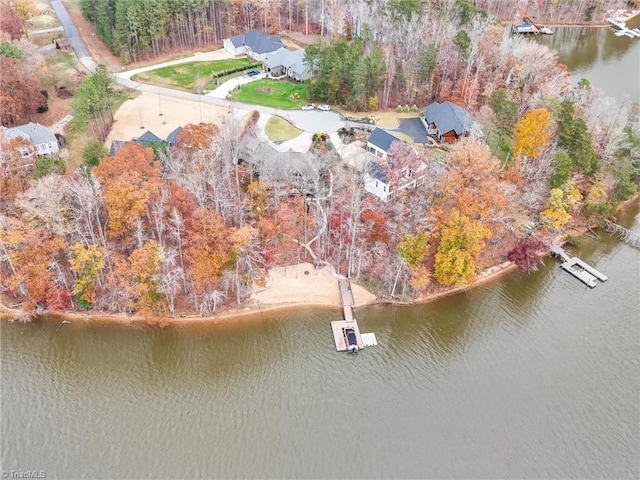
[116, 68, 344, 133]
[51, 0, 344, 134]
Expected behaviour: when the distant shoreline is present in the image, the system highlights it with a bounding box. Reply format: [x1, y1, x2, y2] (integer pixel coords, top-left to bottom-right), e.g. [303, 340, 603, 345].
[504, 8, 640, 28]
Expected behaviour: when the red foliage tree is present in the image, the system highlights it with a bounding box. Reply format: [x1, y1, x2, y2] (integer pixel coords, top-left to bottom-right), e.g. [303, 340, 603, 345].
[507, 236, 549, 271]
[0, 56, 42, 125]
[0, 6, 23, 40]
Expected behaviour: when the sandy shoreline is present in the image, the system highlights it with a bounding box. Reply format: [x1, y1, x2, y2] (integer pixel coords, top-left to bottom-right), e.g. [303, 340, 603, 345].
[0, 261, 515, 326]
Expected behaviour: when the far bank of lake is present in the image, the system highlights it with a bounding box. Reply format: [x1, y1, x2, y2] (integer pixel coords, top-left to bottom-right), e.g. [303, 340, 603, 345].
[533, 16, 640, 100]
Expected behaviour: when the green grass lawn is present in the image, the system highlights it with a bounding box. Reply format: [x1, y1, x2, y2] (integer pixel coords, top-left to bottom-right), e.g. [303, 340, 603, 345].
[133, 58, 256, 91]
[230, 80, 308, 109]
[265, 116, 302, 142]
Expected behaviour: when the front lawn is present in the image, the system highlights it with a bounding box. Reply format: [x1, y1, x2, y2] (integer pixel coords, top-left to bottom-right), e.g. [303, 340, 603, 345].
[230, 80, 308, 109]
[265, 116, 302, 142]
[133, 58, 257, 91]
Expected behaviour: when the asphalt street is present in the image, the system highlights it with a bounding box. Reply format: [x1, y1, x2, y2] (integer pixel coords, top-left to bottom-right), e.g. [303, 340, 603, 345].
[46, 6, 417, 137]
[50, 0, 97, 73]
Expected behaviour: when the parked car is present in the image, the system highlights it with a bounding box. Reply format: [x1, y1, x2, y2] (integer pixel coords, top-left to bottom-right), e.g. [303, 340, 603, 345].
[301, 104, 316, 110]
[343, 327, 358, 353]
[246, 70, 261, 77]
[317, 104, 331, 111]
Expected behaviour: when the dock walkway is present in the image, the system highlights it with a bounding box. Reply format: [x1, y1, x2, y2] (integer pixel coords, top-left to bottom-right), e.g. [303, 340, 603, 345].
[550, 245, 608, 288]
[331, 277, 377, 352]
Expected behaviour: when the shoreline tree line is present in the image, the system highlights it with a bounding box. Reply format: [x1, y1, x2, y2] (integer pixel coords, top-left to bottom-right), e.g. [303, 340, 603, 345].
[0, 0, 638, 321]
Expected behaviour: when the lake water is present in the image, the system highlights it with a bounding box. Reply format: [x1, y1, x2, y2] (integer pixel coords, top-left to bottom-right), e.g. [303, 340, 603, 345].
[2, 205, 638, 479]
[534, 19, 640, 100]
[2, 26, 640, 480]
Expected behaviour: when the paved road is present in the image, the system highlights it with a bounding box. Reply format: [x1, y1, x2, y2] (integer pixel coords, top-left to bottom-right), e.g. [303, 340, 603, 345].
[50, 0, 97, 73]
[49, 2, 345, 134]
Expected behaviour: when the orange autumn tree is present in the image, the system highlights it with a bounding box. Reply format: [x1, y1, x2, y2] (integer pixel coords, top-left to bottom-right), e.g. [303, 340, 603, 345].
[93, 142, 161, 238]
[175, 123, 218, 155]
[513, 108, 552, 158]
[183, 207, 233, 293]
[111, 240, 167, 320]
[438, 140, 504, 215]
[1, 219, 67, 313]
[437, 139, 522, 237]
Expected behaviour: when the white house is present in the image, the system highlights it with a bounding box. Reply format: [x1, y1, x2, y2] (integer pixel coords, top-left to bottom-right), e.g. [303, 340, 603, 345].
[264, 48, 312, 81]
[223, 31, 285, 62]
[363, 128, 427, 202]
[366, 127, 399, 160]
[0, 122, 59, 158]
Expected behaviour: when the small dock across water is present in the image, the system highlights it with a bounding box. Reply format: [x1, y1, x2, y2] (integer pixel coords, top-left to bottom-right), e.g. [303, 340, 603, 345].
[550, 245, 608, 288]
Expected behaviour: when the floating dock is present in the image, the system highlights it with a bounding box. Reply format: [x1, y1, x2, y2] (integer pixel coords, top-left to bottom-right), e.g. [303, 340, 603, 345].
[331, 319, 364, 351]
[331, 277, 377, 352]
[550, 245, 608, 288]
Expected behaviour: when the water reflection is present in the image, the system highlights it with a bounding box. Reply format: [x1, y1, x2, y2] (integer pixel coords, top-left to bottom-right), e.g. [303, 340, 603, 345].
[2, 203, 638, 479]
[534, 22, 640, 99]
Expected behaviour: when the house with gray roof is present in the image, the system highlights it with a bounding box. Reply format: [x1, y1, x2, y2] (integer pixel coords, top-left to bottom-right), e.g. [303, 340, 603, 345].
[238, 136, 320, 194]
[109, 140, 127, 156]
[264, 48, 312, 81]
[166, 127, 183, 146]
[223, 31, 285, 62]
[423, 101, 475, 143]
[0, 122, 59, 158]
[135, 130, 163, 147]
[363, 128, 428, 202]
[109, 128, 178, 157]
[366, 127, 400, 160]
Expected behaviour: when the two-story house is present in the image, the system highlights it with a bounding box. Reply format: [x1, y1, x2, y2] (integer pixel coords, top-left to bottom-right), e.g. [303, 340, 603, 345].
[1, 122, 60, 159]
[363, 128, 427, 202]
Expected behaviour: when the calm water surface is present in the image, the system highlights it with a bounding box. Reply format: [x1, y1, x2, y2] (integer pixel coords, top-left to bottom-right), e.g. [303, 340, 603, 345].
[2, 26, 640, 479]
[534, 20, 640, 100]
[2, 204, 638, 479]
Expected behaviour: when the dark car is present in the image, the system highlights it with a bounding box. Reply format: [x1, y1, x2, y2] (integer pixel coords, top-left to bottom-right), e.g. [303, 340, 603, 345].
[246, 70, 260, 77]
[343, 327, 358, 353]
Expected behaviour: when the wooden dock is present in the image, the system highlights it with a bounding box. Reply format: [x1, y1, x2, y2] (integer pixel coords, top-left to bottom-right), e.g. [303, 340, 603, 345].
[550, 245, 608, 288]
[331, 277, 376, 352]
[338, 278, 355, 306]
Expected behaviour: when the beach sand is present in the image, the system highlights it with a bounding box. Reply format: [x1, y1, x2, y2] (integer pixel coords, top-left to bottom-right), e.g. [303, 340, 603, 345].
[0, 262, 378, 324]
[250, 262, 377, 307]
